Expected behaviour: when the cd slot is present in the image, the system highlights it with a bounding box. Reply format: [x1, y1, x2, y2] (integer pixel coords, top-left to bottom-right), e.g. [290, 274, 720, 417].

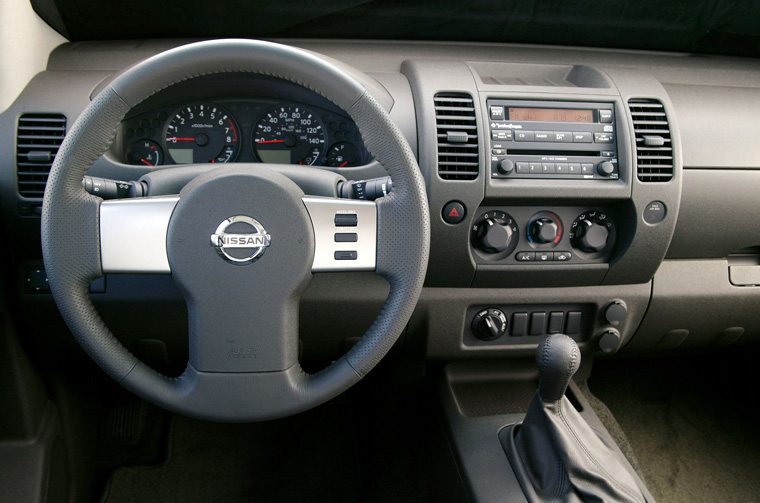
[507, 149, 600, 157]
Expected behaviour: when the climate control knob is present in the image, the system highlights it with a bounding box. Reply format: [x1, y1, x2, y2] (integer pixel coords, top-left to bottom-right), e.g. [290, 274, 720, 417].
[572, 219, 609, 253]
[530, 218, 559, 244]
[476, 218, 514, 253]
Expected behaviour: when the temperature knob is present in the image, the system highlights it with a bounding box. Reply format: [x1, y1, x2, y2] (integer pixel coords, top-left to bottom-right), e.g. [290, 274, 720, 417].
[476, 218, 514, 253]
[530, 218, 559, 244]
[472, 308, 508, 341]
[573, 219, 609, 253]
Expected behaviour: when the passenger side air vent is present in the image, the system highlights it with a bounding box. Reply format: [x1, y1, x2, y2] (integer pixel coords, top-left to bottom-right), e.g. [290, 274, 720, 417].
[435, 93, 479, 180]
[628, 99, 673, 182]
[16, 114, 67, 197]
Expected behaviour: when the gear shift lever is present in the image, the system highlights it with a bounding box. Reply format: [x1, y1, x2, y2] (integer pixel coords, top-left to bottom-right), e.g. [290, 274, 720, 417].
[501, 335, 652, 503]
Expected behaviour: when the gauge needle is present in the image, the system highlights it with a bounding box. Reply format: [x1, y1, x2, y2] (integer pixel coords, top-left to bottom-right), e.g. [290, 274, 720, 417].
[339, 161, 348, 167]
[256, 140, 285, 144]
[166, 137, 195, 141]
[140, 159, 152, 166]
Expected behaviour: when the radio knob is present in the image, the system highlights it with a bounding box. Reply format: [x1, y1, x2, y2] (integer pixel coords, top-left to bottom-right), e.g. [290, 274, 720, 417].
[476, 218, 514, 253]
[498, 159, 514, 175]
[597, 161, 615, 177]
[572, 219, 609, 253]
[530, 218, 558, 244]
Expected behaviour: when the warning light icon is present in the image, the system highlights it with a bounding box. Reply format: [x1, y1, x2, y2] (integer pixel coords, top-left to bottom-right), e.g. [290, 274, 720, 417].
[448, 207, 460, 218]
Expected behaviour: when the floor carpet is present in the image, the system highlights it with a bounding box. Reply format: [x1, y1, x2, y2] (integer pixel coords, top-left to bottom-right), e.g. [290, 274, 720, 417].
[588, 349, 760, 503]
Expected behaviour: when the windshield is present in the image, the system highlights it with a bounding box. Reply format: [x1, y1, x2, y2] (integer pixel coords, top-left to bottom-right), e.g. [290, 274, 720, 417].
[35, 0, 760, 58]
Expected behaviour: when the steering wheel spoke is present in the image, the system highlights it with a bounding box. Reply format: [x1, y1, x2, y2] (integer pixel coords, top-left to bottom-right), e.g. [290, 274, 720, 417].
[303, 196, 377, 273]
[100, 196, 178, 274]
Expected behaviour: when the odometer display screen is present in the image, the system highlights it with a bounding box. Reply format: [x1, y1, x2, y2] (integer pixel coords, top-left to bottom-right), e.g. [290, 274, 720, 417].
[508, 108, 593, 123]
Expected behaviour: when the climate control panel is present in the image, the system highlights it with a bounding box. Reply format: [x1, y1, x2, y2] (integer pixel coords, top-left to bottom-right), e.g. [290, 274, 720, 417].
[470, 206, 616, 264]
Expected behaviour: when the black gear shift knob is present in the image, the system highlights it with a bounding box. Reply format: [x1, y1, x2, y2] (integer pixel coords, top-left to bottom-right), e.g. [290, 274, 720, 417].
[537, 334, 581, 402]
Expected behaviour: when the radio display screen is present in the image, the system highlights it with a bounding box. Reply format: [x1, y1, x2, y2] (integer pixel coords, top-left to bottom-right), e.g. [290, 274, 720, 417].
[508, 108, 594, 123]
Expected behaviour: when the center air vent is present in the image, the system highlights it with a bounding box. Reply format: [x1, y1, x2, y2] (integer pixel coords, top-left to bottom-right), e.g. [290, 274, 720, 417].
[628, 99, 673, 182]
[435, 93, 479, 180]
[16, 114, 67, 198]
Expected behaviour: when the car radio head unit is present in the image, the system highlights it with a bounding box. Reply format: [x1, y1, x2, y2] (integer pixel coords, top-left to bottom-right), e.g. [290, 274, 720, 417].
[488, 99, 619, 180]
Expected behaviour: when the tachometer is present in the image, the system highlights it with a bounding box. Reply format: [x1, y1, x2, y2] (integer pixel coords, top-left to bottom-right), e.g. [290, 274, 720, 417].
[164, 103, 240, 164]
[253, 105, 326, 165]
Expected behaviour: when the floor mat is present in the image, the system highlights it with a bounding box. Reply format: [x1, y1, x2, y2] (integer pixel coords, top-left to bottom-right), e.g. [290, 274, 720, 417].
[589, 350, 760, 503]
[104, 400, 360, 503]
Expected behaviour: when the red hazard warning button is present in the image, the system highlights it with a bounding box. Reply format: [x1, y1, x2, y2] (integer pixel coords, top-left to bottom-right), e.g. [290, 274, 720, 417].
[442, 201, 466, 224]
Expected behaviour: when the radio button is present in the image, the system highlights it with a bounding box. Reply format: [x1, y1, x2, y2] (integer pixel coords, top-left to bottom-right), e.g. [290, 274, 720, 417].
[594, 132, 614, 143]
[542, 163, 556, 174]
[534, 131, 552, 142]
[492, 148, 506, 155]
[515, 130, 535, 142]
[498, 159, 514, 175]
[568, 163, 581, 175]
[490, 106, 505, 120]
[556, 162, 569, 173]
[553, 131, 573, 142]
[573, 132, 592, 143]
[492, 130, 513, 141]
[601, 151, 615, 157]
[599, 109, 613, 123]
[516, 162, 530, 173]
[529, 162, 542, 174]
[581, 163, 595, 175]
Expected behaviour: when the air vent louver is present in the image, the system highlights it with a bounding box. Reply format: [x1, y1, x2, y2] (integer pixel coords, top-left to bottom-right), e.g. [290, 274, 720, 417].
[16, 114, 67, 197]
[628, 99, 673, 182]
[435, 93, 479, 180]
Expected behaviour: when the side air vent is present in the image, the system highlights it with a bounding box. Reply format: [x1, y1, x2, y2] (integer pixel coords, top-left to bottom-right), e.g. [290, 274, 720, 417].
[435, 93, 479, 180]
[16, 114, 67, 197]
[628, 99, 673, 182]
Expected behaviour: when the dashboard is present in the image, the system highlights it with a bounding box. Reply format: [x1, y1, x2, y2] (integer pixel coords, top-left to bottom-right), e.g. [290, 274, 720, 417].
[1, 38, 760, 369]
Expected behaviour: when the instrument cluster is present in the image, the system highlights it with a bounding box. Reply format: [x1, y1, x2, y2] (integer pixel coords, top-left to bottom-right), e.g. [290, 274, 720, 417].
[120, 98, 370, 169]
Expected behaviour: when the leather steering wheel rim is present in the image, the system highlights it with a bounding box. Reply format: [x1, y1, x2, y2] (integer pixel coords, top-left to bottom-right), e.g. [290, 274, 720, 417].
[41, 39, 430, 421]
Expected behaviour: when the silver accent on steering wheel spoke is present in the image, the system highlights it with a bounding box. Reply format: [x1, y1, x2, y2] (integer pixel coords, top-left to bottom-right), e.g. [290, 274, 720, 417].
[302, 196, 377, 272]
[99, 196, 179, 273]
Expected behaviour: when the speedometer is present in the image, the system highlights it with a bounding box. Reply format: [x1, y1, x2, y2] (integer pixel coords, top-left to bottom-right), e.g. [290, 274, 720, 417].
[164, 103, 240, 164]
[253, 105, 326, 165]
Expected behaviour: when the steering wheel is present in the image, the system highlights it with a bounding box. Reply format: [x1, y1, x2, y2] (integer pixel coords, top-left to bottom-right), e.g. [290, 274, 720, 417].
[41, 39, 430, 421]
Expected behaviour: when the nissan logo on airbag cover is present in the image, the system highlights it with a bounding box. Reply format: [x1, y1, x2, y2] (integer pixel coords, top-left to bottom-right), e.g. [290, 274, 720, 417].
[210, 216, 271, 265]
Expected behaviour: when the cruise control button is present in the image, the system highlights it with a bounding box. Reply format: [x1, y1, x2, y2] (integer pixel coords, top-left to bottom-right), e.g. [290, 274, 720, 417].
[553, 131, 572, 142]
[516, 252, 535, 262]
[334, 233, 358, 242]
[594, 132, 614, 143]
[534, 131, 552, 142]
[334, 251, 357, 260]
[334, 213, 358, 226]
[537, 251, 553, 262]
[516, 162, 530, 174]
[554, 251, 572, 262]
[515, 130, 535, 142]
[573, 131, 592, 143]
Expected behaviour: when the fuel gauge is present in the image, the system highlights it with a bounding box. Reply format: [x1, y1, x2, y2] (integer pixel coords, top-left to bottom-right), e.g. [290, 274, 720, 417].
[327, 142, 361, 167]
[127, 139, 163, 166]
